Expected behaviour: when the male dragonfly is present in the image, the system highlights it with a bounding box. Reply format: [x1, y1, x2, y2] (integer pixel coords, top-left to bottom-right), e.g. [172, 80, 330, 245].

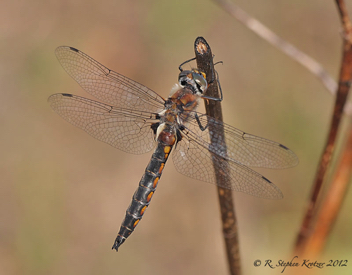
[48, 46, 298, 251]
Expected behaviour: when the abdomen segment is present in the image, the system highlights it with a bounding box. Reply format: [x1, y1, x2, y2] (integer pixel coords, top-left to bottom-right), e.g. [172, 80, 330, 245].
[112, 142, 173, 251]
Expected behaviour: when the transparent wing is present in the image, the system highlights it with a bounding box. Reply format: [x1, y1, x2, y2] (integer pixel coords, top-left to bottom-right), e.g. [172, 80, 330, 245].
[48, 93, 158, 154]
[55, 46, 165, 112]
[179, 112, 298, 169]
[172, 133, 283, 199]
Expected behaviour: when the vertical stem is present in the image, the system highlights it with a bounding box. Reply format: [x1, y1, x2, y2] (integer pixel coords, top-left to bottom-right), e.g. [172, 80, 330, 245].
[294, 0, 352, 254]
[305, 125, 352, 257]
[194, 37, 241, 275]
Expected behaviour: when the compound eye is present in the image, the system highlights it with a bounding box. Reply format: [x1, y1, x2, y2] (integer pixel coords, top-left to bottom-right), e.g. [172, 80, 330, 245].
[178, 70, 192, 87]
[192, 72, 208, 93]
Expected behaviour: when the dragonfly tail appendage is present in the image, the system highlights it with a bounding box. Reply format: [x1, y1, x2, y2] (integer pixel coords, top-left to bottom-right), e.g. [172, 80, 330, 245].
[112, 235, 126, 251]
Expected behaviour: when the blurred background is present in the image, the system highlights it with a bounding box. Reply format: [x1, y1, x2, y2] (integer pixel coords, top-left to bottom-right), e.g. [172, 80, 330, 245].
[1, 0, 352, 274]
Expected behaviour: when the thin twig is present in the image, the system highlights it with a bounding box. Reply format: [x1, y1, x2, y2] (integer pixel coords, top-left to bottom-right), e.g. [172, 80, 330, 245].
[304, 124, 352, 257]
[194, 37, 241, 275]
[337, 0, 352, 44]
[294, 0, 352, 255]
[213, 0, 352, 115]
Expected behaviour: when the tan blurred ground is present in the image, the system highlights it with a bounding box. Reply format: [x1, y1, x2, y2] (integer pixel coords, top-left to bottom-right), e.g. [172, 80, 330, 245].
[1, 1, 352, 274]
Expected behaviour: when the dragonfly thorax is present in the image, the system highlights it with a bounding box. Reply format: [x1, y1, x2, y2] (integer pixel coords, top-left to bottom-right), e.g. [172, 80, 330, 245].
[157, 81, 203, 145]
[166, 83, 201, 117]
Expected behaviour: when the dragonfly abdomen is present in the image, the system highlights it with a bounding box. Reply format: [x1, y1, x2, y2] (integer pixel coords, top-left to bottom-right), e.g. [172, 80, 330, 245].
[112, 140, 174, 251]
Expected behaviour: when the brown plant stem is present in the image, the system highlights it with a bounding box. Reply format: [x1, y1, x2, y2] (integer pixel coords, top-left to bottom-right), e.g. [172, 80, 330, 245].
[194, 37, 241, 275]
[294, 0, 352, 255]
[304, 125, 352, 257]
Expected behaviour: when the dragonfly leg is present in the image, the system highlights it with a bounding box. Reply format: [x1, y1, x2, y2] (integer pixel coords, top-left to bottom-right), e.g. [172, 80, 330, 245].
[201, 69, 223, 102]
[195, 113, 208, 131]
[179, 57, 196, 72]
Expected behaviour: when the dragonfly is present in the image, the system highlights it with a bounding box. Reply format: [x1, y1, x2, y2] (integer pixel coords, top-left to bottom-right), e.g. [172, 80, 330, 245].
[48, 46, 298, 252]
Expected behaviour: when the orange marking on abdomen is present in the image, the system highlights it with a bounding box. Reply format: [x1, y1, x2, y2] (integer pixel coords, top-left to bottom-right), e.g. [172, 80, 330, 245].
[140, 205, 147, 216]
[147, 191, 154, 202]
[158, 163, 165, 174]
[133, 219, 140, 228]
[164, 146, 171, 154]
[153, 177, 159, 188]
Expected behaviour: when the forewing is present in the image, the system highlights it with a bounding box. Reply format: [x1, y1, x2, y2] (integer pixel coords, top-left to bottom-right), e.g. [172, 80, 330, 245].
[172, 134, 283, 199]
[48, 94, 158, 154]
[55, 46, 165, 112]
[179, 112, 298, 169]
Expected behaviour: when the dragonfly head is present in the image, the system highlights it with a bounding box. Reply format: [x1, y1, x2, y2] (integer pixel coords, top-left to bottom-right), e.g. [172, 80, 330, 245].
[178, 69, 208, 95]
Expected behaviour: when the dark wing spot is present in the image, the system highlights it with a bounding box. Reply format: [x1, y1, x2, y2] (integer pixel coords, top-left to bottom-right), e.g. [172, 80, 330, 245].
[69, 47, 79, 52]
[62, 93, 73, 97]
[262, 176, 272, 183]
[279, 144, 289, 150]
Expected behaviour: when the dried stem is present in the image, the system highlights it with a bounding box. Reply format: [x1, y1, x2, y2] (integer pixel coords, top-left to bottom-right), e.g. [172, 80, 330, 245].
[304, 124, 352, 257]
[194, 37, 241, 275]
[213, 0, 352, 115]
[294, 0, 352, 255]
